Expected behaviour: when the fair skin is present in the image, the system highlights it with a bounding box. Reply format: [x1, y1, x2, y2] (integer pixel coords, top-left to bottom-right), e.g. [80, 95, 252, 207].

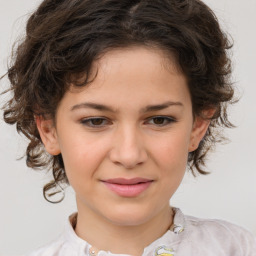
[37, 46, 211, 255]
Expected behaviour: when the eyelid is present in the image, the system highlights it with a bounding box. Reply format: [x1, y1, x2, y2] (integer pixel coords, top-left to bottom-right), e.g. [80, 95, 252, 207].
[144, 115, 177, 126]
[80, 117, 112, 128]
[79, 115, 177, 128]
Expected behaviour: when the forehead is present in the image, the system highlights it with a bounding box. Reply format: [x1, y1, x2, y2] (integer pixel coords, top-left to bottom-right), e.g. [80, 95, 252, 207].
[64, 46, 191, 111]
[94, 46, 182, 83]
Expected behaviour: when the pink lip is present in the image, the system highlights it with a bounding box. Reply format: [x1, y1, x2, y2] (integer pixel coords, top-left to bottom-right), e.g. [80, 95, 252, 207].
[102, 178, 153, 197]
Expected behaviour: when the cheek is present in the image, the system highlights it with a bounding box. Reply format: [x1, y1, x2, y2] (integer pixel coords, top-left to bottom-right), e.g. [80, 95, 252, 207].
[153, 131, 190, 169]
[151, 134, 189, 192]
[58, 134, 109, 182]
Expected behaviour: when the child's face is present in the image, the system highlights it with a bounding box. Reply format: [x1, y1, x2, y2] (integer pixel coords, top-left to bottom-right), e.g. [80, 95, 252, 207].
[38, 46, 209, 226]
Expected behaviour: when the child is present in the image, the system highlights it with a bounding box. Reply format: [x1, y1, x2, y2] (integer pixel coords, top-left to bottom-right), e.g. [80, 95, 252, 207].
[1, 0, 256, 255]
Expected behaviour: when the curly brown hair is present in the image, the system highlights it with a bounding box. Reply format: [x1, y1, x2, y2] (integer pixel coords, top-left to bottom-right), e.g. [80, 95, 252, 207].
[1, 0, 234, 202]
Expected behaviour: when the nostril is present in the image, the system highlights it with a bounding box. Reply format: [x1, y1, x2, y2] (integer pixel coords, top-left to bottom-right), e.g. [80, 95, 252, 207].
[108, 137, 148, 169]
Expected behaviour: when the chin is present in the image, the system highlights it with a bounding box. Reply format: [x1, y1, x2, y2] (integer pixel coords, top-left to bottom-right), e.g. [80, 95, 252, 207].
[101, 204, 156, 227]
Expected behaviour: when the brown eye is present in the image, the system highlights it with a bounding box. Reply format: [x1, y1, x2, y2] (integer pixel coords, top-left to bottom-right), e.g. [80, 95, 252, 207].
[80, 117, 110, 127]
[91, 118, 104, 125]
[152, 117, 165, 125]
[146, 116, 176, 126]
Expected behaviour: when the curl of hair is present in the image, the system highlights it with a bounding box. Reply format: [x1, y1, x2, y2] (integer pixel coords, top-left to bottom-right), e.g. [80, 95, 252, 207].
[2, 0, 234, 202]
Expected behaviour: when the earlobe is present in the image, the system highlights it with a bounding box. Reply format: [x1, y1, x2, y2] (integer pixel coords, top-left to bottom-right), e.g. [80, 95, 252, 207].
[188, 109, 215, 152]
[36, 116, 61, 155]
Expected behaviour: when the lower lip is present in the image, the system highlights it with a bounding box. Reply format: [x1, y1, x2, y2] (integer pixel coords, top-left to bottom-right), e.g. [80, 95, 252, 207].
[103, 181, 152, 197]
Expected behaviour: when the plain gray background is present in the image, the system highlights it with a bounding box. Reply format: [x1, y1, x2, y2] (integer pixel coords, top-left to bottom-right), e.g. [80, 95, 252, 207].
[0, 0, 256, 255]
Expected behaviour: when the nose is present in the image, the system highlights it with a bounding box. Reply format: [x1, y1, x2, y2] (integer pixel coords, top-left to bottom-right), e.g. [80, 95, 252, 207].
[108, 125, 148, 169]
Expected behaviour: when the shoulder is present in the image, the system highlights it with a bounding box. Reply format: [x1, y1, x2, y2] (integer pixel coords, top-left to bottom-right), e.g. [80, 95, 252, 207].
[184, 214, 256, 255]
[24, 212, 88, 256]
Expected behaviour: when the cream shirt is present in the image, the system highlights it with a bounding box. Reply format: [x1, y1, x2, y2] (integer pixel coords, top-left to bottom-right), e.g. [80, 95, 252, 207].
[27, 208, 256, 256]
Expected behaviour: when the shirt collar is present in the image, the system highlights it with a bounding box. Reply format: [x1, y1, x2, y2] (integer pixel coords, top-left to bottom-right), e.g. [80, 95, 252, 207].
[63, 207, 186, 256]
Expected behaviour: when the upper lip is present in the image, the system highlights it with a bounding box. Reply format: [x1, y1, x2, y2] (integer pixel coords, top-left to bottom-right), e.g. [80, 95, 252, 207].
[102, 178, 153, 185]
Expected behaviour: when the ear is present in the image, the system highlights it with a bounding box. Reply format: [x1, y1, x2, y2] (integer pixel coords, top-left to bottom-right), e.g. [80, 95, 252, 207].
[36, 116, 61, 155]
[188, 109, 215, 152]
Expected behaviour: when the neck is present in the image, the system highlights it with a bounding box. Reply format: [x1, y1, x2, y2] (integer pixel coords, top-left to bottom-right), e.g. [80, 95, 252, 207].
[74, 203, 173, 256]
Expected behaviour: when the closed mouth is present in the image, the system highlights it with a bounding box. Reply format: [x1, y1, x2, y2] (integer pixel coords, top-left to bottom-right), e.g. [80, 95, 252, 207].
[101, 178, 154, 197]
[102, 177, 154, 185]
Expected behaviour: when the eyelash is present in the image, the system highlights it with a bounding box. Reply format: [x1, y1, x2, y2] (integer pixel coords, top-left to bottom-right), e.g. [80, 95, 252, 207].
[146, 116, 176, 126]
[80, 116, 176, 128]
[80, 117, 111, 127]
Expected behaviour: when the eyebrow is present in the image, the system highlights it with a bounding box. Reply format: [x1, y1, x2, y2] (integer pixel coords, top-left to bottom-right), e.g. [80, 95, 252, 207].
[71, 102, 116, 112]
[70, 101, 183, 113]
[141, 101, 183, 113]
